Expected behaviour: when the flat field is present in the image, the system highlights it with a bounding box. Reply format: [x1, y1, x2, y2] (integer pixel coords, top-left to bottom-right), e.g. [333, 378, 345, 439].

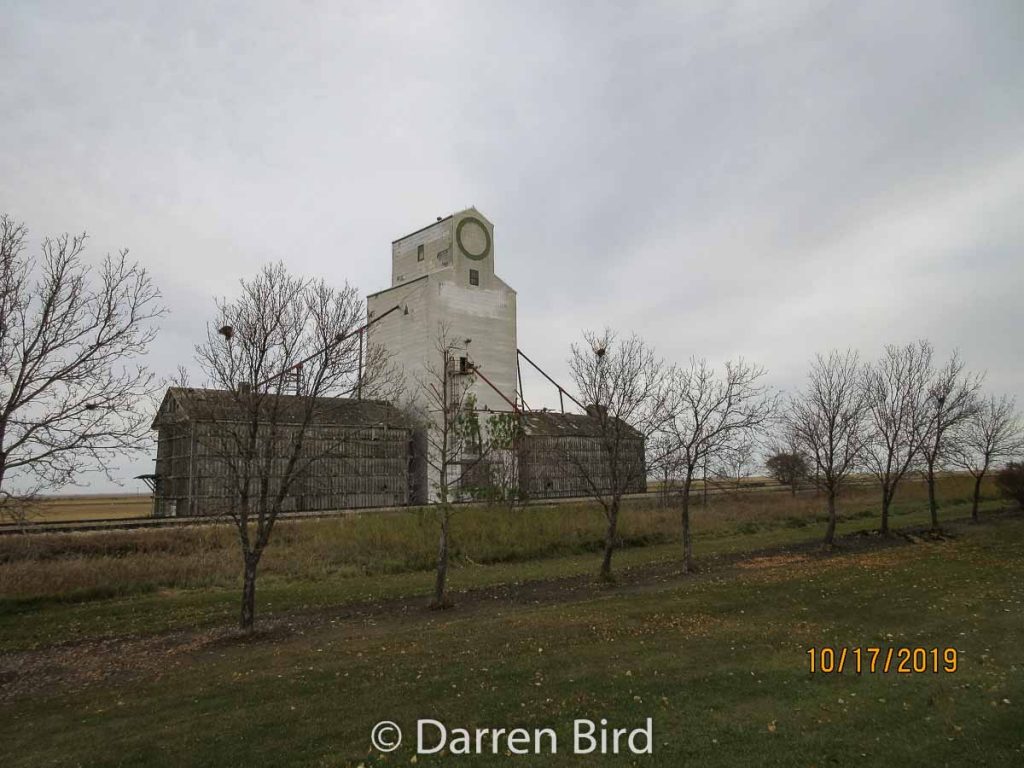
[1, 493, 153, 523]
[0, 476, 1020, 767]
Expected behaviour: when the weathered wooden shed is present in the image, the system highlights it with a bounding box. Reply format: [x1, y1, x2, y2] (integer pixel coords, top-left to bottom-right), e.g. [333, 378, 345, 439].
[150, 388, 414, 516]
[517, 410, 646, 499]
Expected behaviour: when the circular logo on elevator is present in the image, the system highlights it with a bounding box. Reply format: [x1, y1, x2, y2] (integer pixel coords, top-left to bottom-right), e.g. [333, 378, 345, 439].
[456, 216, 491, 260]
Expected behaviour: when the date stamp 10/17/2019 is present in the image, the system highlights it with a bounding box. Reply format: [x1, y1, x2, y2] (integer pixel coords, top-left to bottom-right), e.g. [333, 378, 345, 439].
[807, 647, 958, 674]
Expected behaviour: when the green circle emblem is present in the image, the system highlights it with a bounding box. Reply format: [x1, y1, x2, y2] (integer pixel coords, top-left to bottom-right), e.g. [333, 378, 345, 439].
[456, 217, 492, 261]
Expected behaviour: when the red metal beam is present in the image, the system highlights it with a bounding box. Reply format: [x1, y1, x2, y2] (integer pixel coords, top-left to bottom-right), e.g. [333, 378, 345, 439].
[516, 348, 587, 412]
[468, 363, 520, 414]
[254, 303, 403, 391]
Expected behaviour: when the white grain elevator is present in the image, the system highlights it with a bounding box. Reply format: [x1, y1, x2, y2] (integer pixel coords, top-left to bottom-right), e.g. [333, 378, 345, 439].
[366, 208, 518, 500]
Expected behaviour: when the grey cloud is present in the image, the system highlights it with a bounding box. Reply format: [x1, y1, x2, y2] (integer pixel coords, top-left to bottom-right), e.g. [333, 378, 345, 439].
[1, 0, 1021, 489]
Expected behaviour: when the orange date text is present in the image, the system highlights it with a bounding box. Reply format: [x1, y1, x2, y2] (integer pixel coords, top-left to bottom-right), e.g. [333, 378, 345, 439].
[806, 646, 958, 674]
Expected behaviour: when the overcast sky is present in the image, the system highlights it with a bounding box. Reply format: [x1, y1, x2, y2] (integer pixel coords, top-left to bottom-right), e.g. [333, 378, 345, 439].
[2, 1, 1022, 492]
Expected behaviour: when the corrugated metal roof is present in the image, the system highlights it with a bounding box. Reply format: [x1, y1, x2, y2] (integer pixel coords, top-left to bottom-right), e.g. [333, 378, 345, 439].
[391, 215, 453, 244]
[152, 388, 408, 429]
[366, 273, 429, 299]
[521, 411, 642, 439]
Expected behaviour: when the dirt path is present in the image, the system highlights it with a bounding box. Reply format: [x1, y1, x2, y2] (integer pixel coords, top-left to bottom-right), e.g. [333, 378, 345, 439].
[0, 510, 1015, 704]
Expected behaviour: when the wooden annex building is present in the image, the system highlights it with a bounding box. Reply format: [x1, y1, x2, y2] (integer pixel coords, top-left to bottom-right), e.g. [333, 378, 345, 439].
[147, 387, 646, 517]
[149, 388, 414, 517]
[516, 409, 646, 499]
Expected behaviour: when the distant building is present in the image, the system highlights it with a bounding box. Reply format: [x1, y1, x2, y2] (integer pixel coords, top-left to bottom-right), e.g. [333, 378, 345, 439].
[149, 388, 411, 517]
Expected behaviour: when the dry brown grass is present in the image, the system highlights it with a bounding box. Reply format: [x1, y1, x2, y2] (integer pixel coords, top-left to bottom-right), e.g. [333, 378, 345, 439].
[0, 475, 996, 604]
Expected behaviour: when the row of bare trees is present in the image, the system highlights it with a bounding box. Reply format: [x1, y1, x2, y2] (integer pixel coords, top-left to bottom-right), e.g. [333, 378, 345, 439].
[403, 328, 774, 606]
[0, 219, 399, 630]
[785, 343, 1022, 547]
[564, 333, 1023, 585]
[562, 330, 777, 579]
[193, 300, 1019, 627]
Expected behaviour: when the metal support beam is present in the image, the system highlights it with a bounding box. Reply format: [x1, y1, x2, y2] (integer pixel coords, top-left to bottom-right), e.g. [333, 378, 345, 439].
[517, 356, 525, 410]
[516, 348, 587, 412]
[134, 474, 159, 492]
[468, 363, 520, 413]
[254, 303, 402, 392]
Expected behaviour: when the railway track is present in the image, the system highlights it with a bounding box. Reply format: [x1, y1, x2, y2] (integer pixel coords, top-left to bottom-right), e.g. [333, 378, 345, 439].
[0, 480, 875, 536]
[0, 505, 377, 535]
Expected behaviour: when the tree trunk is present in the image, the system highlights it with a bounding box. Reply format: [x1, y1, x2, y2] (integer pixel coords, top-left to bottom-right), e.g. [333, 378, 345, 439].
[240, 552, 259, 632]
[599, 501, 620, 582]
[701, 462, 708, 508]
[927, 465, 939, 531]
[971, 473, 983, 523]
[681, 476, 694, 573]
[823, 488, 837, 548]
[880, 489, 891, 536]
[432, 508, 451, 608]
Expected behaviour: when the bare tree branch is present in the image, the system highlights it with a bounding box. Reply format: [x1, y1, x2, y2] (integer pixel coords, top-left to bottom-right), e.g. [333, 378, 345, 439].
[862, 340, 934, 535]
[663, 356, 777, 570]
[0, 214, 164, 505]
[564, 329, 672, 582]
[191, 262, 399, 631]
[951, 394, 1024, 522]
[787, 350, 870, 548]
[917, 350, 983, 529]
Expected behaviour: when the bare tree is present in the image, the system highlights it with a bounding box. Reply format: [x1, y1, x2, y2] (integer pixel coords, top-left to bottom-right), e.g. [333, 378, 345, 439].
[664, 357, 776, 572]
[788, 350, 870, 548]
[918, 351, 982, 530]
[411, 325, 480, 608]
[713, 440, 758, 489]
[952, 395, 1024, 522]
[862, 341, 933, 536]
[647, 430, 683, 506]
[193, 262, 389, 631]
[567, 329, 673, 582]
[0, 214, 162, 517]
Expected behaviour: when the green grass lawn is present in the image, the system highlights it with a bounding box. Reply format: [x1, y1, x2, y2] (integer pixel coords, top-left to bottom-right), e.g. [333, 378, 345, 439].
[1, 492, 1021, 766]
